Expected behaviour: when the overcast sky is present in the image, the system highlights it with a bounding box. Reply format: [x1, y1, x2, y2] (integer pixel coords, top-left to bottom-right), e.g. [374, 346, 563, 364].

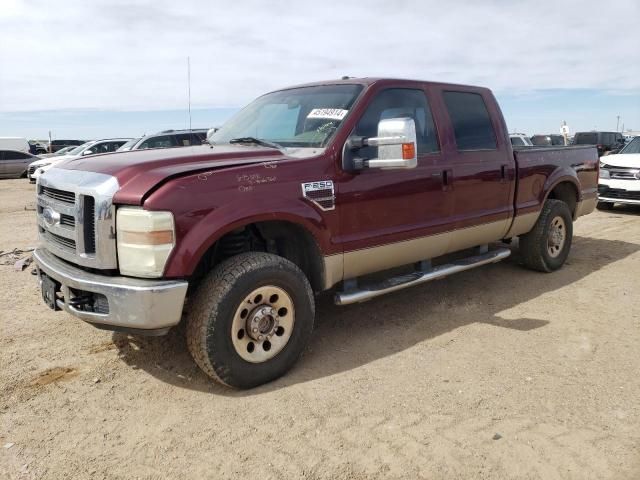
[1, 0, 638, 138]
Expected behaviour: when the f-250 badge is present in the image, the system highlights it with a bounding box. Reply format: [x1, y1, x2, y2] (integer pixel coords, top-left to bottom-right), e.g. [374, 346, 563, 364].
[301, 181, 335, 211]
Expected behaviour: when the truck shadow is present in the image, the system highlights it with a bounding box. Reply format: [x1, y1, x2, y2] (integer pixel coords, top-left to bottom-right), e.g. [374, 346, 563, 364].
[112, 235, 639, 395]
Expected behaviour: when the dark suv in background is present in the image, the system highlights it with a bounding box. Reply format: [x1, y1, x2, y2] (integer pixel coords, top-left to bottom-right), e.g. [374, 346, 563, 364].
[117, 129, 208, 151]
[573, 131, 625, 156]
[531, 134, 566, 146]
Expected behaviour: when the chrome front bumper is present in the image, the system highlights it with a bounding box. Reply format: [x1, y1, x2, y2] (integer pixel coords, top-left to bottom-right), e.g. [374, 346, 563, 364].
[34, 247, 188, 334]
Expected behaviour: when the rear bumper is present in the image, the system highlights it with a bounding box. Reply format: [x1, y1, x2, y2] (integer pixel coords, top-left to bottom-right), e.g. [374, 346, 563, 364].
[34, 248, 188, 334]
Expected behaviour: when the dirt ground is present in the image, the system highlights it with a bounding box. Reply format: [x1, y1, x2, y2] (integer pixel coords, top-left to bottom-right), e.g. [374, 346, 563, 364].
[1, 178, 639, 479]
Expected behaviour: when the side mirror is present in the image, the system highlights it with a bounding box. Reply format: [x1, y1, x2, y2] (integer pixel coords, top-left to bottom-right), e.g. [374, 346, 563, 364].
[82, 149, 93, 155]
[347, 118, 418, 170]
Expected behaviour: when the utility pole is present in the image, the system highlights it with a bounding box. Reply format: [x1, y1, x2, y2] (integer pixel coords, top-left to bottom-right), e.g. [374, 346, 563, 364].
[187, 56, 192, 134]
[616, 115, 620, 132]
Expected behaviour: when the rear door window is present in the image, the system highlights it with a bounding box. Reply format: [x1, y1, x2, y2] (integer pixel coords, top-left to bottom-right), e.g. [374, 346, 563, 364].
[443, 91, 497, 150]
[2, 150, 29, 160]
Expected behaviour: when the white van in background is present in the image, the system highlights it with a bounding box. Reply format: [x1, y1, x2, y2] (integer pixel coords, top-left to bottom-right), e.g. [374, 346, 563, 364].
[0, 137, 30, 153]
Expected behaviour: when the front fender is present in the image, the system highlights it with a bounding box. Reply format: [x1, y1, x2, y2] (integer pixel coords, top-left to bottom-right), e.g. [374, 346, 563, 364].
[163, 200, 332, 277]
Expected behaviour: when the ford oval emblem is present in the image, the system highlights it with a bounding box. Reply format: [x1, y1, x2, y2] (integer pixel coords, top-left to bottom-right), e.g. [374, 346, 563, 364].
[42, 206, 61, 227]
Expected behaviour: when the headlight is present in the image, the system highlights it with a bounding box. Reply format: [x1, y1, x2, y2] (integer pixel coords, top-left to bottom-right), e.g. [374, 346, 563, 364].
[116, 207, 175, 278]
[599, 167, 610, 179]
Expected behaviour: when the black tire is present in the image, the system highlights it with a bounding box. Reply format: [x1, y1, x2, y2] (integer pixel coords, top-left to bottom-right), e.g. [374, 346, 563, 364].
[186, 252, 314, 388]
[519, 199, 573, 273]
[596, 201, 615, 211]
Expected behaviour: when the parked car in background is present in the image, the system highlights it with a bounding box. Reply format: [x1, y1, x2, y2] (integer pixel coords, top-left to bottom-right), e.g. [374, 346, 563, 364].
[0, 150, 40, 179]
[39, 146, 76, 158]
[530, 134, 565, 146]
[29, 141, 48, 155]
[28, 138, 131, 182]
[509, 133, 533, 147]
[116, 138, 141, 152]
[597, 136, 640, 209]
[49, 139, 85, 153]
[32, 77, 598, 388]
[0, 137, 30, 153]
[573, 131, 625, 156]
[117, 129, 207, 151]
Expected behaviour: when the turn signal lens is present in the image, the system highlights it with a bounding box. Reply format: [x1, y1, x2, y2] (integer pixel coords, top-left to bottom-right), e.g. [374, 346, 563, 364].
[402, 143, 416, 159]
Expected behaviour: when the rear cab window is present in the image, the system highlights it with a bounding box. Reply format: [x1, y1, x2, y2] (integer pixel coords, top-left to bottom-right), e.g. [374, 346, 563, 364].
[443, 91, 497, 150]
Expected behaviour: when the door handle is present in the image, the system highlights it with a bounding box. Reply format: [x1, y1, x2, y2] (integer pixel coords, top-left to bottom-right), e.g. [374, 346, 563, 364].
[500, 164, 507, 182]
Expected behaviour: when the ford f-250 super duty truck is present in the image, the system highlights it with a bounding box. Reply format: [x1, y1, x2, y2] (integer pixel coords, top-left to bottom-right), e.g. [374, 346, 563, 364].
[34, 78, 599, 388]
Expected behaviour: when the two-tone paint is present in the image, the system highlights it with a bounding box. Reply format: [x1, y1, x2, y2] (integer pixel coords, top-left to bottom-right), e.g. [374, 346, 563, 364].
[55, 78, 599, 290]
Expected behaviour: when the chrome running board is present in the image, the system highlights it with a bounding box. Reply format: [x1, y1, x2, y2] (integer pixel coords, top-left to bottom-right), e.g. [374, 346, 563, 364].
[335, 247, 511, 305]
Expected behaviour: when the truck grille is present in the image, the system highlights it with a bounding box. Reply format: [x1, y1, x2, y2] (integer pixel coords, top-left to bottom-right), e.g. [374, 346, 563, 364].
[60, 214, 75, 228]
[36, 169, 119, 269]
[601, 164, 640, 180]
[28, 165, 37, 176]
[41, 186, 75, 204]
[599, 186, 640, 201]
[42, 229, 77, 251]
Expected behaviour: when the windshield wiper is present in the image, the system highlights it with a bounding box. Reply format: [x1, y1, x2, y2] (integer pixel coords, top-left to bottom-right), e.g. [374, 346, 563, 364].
[229, 137, 282, 150]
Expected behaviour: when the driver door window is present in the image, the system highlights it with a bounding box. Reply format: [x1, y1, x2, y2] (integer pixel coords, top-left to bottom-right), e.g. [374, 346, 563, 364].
[354, 88, 440, 159]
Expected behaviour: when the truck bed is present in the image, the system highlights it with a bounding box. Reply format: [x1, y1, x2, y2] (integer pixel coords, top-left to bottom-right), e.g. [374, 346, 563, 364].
[512, 145, 599, 219]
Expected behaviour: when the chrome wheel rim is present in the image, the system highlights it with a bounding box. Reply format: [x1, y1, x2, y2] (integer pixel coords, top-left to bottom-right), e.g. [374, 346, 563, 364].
[547, 216, 566, 258]
[231, 285, 295, 363]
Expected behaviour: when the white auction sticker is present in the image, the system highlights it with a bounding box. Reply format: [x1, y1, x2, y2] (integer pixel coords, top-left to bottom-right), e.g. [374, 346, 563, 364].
[307, 108, 348, 121]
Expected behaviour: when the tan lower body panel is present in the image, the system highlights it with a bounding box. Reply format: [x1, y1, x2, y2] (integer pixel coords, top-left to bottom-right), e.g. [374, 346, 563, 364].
[575, 197, 597, 218]
[504, 211, 540, 238]
[323, 219, 511, 287]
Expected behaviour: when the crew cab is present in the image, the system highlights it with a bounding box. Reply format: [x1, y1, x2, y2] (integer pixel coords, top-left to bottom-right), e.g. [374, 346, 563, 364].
[33, 78, 598, 388]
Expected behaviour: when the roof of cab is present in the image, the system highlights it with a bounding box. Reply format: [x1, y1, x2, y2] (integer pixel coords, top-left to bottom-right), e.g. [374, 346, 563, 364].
[277, 77, 491, 93]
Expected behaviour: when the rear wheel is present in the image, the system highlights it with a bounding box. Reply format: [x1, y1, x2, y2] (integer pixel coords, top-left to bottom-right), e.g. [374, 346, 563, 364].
[186, 252, 314, 388]
[519, 199, 573, 272]
[596, 201, 615, 210]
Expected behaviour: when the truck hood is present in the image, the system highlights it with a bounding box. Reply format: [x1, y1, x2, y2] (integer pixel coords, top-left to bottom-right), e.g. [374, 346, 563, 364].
[601, 153, 640, 168]
[55, 144, 285, 205]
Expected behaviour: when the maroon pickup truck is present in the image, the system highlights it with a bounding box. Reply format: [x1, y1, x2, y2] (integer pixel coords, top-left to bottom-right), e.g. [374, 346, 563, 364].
[34, 78, 598, 388]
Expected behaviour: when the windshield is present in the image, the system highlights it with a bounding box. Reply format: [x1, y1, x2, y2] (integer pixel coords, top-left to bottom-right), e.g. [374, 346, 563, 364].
[117, 138, 141, 151]
[619, 137, 640, 154]
[210, 84, 363, 152]
[67, 141, 93, 155]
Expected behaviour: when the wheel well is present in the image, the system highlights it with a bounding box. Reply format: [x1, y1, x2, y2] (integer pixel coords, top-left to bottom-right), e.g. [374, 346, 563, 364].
[547, 182, 578, 216]
[191, 221, 325, 293]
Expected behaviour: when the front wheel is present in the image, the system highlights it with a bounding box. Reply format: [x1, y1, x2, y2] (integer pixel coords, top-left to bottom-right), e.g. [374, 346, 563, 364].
[186, 252, 315, 388]
[519, 199, 573, 272]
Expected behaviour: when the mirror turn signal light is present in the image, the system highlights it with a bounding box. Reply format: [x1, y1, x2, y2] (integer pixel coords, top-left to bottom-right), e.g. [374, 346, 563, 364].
[402, 143, 415, 159]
